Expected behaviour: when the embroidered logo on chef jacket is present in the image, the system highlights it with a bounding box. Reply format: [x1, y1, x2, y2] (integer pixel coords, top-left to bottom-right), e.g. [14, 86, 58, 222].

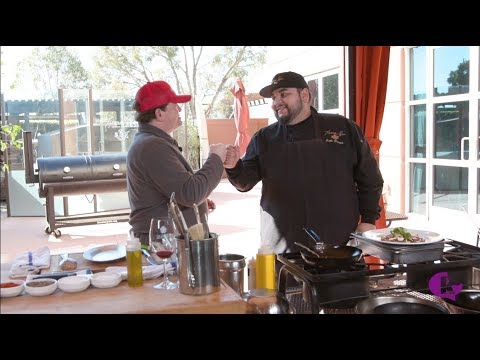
[322, 130, 345, 144]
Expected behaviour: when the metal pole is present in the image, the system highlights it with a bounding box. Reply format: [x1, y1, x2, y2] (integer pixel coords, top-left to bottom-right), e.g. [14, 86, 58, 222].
[58, 88, 69, 216]
[88, 88, 95, 154]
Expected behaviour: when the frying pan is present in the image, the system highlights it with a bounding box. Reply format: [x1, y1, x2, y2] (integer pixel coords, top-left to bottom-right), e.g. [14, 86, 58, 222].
[295, 242, 363, 268]
[355, 296, 450, 314]
[443, 289, 480, 314]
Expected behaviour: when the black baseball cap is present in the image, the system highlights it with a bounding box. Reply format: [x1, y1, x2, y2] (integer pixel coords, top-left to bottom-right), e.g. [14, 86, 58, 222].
[259, 71, 309, 98]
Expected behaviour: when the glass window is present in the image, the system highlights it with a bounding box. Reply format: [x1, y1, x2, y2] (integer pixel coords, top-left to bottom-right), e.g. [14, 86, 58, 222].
[433, 165, 468, 210]
[306, 71, 339, 113]
[434, 46, 470, 97]
[410, 47, 426, 100]
[434, 101, 469, 160]
[93, 93, 136, 154]
[322, 74, 339, 110]
[410, 163, 426, 214]
[411, 104, 426, 158]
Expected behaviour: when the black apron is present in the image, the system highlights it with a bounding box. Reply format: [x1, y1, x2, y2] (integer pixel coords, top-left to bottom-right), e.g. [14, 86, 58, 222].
[259, 123, 359, 252]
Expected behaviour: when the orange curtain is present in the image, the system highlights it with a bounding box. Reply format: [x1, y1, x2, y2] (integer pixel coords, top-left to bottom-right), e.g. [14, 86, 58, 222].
[354, 46, 390, 229]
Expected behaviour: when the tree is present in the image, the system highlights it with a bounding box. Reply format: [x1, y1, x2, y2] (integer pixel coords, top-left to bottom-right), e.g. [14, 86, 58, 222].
[447, 59, 469, 86]
[0, 124, 23, 171]
[92, 46, 267, 119]
[11, 47, 90, 98]
[92, 46, 266, 170]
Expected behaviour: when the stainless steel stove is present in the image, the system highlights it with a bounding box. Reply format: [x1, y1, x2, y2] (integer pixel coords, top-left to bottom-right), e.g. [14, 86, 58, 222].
[277, 240, 480, 314]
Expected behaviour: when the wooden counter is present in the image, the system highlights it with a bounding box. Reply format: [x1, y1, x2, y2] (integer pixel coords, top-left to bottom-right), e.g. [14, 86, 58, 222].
[1, 252, 248, 314]
[1, 278, 248, 314]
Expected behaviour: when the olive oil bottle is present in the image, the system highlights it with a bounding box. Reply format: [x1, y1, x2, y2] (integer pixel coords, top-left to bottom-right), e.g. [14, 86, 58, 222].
[126, 235, 143, 288]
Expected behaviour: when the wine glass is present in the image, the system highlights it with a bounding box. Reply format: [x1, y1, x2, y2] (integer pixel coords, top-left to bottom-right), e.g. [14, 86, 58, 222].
[149, 217, 178, 290]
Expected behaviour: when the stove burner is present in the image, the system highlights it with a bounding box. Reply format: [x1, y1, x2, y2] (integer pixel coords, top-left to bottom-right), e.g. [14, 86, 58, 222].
[277, 240, 480, 314]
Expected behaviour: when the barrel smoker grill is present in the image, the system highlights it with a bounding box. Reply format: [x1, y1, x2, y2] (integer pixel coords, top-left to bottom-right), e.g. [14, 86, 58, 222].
[23, 131, 129, 237]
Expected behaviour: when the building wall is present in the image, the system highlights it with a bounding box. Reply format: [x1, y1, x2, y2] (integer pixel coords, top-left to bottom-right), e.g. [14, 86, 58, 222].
[379, 46, 405, 214]
[206, 118, 269, 145]
[207, 118, 269, 178]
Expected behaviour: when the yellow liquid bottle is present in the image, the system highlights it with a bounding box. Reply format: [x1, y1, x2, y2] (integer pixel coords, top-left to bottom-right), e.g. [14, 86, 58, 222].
[255, 245, 276, 290]
[126, 238, 143, 288]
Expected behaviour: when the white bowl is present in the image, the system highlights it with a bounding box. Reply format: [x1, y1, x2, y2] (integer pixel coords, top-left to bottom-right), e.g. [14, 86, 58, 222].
[90, 271, 122, 288]
[1, 280, 25, 298]
[25, 278, 58, 297]
[58, 275, 90, 293]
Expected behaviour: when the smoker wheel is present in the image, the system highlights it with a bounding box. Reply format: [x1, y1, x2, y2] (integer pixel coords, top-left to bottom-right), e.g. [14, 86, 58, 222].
[45, 226, 61, 238]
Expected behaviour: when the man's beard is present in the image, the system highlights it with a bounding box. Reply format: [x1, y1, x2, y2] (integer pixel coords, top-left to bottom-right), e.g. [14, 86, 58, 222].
[274, 100, 303, 125]
[275, 113, 291, 125]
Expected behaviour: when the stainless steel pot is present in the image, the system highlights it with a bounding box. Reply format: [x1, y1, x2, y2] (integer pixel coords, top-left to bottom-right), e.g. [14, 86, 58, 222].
[355, 296, 450, 314]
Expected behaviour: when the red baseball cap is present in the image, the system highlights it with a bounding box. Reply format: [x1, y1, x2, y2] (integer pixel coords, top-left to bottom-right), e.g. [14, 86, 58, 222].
[135, 81, 192, 111]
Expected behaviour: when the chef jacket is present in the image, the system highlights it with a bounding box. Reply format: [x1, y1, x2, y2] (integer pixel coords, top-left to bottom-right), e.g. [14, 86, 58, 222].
[226, 107, 383, 252]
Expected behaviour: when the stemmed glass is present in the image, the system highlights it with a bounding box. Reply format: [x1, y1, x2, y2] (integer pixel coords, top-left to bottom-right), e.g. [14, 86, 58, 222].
[149, 217, 178, 290]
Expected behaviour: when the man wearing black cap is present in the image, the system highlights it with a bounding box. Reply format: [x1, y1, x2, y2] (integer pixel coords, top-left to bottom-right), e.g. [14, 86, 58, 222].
[127, 80, 228, 245]
[224, 71, 384, 253]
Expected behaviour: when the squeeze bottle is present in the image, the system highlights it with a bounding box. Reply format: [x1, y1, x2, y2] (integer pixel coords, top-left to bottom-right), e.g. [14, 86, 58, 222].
[126, 234, 143, 288]
[255, 245, 276, 290]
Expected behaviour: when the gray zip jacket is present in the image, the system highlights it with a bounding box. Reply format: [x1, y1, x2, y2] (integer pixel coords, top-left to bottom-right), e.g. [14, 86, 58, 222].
[127, 122, 224, 236]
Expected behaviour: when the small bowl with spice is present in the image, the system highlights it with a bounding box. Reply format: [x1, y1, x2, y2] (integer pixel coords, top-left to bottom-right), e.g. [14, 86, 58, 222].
[1, 280, 25, 298]
[25, 278, 58, 296]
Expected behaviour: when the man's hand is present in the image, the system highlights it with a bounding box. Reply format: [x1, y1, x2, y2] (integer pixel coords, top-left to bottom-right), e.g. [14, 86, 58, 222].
[209, 143, 227, 163]
[224, 144, 241, 169]
[207, 198, 216, 212]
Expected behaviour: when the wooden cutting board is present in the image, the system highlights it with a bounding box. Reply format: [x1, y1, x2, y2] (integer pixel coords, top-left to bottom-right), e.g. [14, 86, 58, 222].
[43, 251, 148, 274]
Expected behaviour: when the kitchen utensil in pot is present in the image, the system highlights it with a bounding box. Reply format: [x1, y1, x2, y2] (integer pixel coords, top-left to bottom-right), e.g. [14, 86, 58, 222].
[303, 227, 325, 248]
[294, 242, 321, 258]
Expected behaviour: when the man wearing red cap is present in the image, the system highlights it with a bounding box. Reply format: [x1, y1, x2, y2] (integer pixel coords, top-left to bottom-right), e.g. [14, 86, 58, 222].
[224, 72, 384, 254]
[127, 80, 227, 245]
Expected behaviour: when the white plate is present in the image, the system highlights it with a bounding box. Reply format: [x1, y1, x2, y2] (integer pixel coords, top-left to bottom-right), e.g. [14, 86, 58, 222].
[83, 245, 126, 263]
[362, 228, 444, 245]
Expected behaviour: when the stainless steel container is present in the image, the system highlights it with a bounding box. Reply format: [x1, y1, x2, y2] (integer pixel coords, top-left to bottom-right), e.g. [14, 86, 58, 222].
[350, 234, 445, 264]
[177, 233, 220, 296]
[219, 254, 246, 294]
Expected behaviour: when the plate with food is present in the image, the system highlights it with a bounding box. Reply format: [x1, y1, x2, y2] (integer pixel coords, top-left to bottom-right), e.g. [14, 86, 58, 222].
[362, 227, 444, 245]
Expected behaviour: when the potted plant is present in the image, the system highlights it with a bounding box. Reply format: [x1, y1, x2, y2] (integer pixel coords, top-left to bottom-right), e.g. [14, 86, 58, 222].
[1, 124, 24, 201]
